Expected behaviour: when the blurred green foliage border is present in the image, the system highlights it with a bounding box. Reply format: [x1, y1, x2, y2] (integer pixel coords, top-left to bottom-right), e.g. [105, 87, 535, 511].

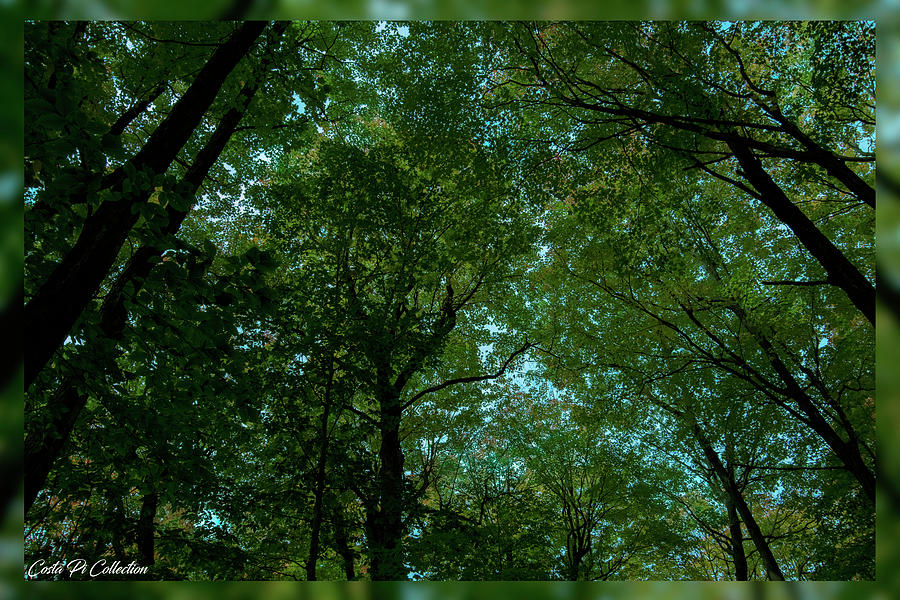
[2, 0, 899, 597]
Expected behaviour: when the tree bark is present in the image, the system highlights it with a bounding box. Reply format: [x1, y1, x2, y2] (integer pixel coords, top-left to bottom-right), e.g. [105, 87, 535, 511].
[771, 110, 874, 209]
[725, 489, 748, 580]
[24, 21, 267, 391]
[305, 358, 335, 581]
[136, 491, 158, 566]
[23, 37, 276, 513]
[364, 357, 408, 581]
[727, 140, 874, 325]
[367, 398, 407, 580]
[728, 306, 876, 503]
[693, 423, 785, 581]
[331, 507, 357, 580]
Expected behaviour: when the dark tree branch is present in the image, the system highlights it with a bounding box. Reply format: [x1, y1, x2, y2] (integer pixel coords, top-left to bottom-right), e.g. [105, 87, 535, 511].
[399, 341, 532, 412]
[24, 21, 269, 391]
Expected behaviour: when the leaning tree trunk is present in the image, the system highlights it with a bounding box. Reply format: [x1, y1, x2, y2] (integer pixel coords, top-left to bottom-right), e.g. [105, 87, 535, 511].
[727, 140, 874, 325]
[22, 27, 283, 513]
[770, 107, 874, 209]
[693, 423, 785, 581]
[727, 305, 876, 503]
[24, 21, 267, 391]
[725, 489, 748, 580]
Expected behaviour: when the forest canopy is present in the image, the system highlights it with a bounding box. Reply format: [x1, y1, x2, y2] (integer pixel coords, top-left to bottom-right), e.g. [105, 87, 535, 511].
[24, 20, 875, 581]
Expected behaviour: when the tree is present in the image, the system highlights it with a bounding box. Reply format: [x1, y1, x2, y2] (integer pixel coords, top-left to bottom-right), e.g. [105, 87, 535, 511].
[24, 232, 278, 579]
[521, 399, 671, 581]
[528, 131, 873, 577]
[490, 21, 874, 323]
[25, 21, 271, 389]
[24, 20, 874, 581]
[259, 128, 538, 578]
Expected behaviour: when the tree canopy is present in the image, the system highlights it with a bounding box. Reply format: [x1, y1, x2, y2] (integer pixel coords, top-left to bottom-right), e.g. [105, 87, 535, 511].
[24, 20, 874, 581]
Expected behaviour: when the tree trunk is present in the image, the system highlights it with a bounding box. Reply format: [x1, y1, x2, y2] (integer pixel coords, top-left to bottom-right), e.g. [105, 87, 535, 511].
[28, 82, 169, 220]
[306, 358, 335, 581]
[332, 507, 357, 580]
[772, 110, 874, 209]
[533, 33, 874, 308]
[686, 246, 875, 504]
[727, 140, 874, 325]
[136, 491, 158, 566]
[24, 383, 88, 516]
[367, 396, 407, 580]
[561, 492, 590, 580]
[729, 306, 876, 503]
[23, 43, 277, 513]
[725, 492, 748, 580]
[24, 21, 267, 391]
[693, 423, 785, 581]
[723, 445, 748, 581]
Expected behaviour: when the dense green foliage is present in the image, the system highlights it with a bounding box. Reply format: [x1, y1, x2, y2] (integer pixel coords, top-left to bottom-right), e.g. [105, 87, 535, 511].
[24, 20, 874, 581]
